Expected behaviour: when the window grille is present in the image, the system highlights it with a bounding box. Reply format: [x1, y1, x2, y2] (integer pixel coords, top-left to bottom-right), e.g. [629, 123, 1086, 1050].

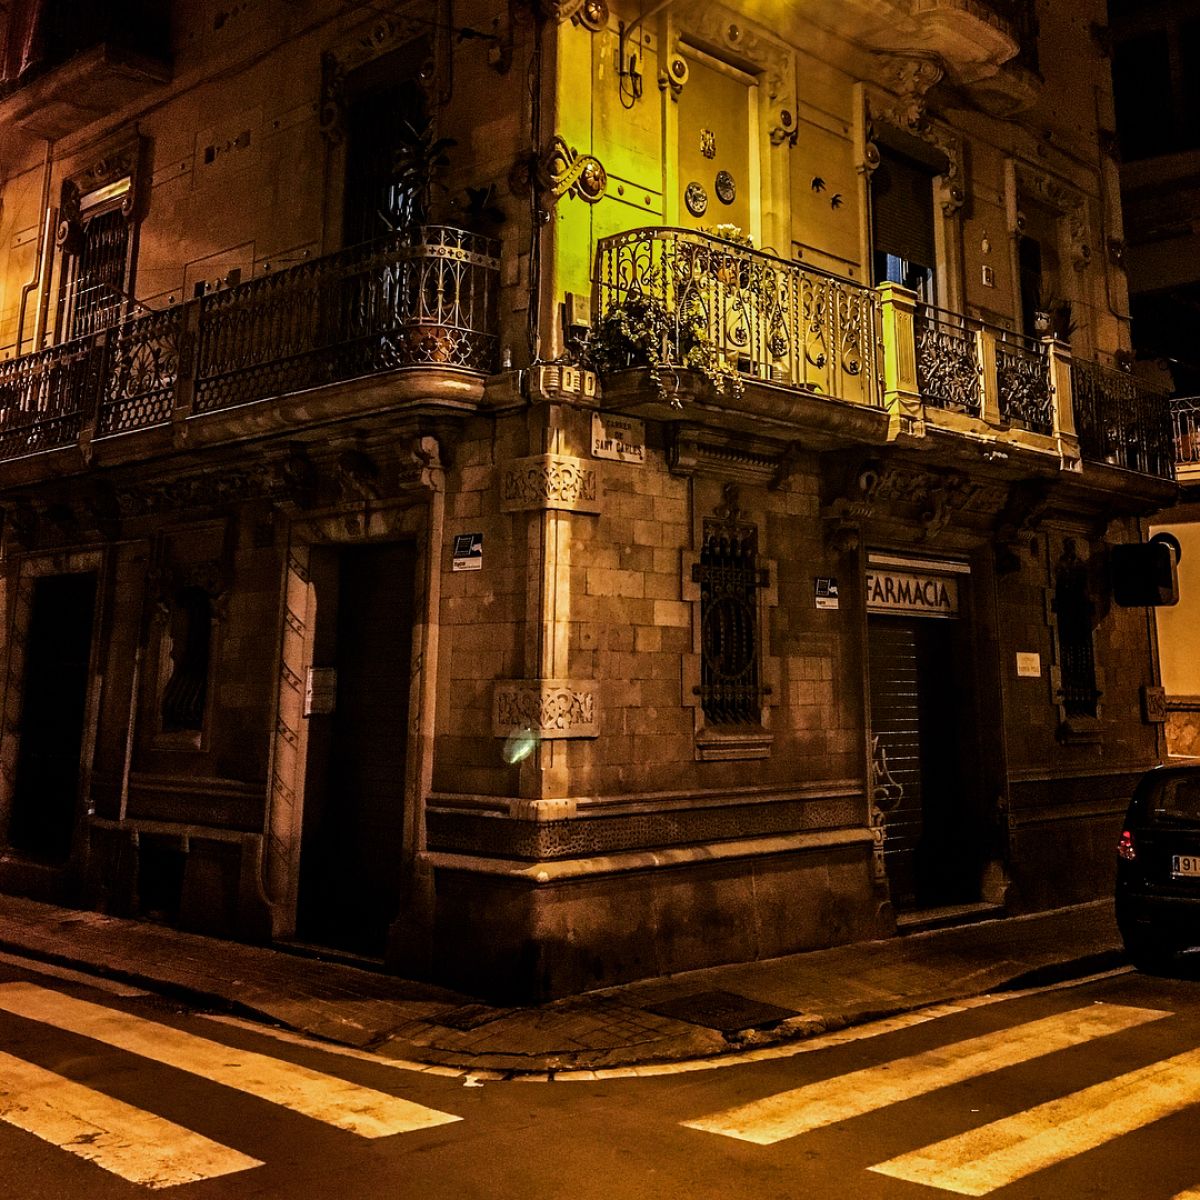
[693, 519, 768, 725]
[1054, 539, 1099, 718]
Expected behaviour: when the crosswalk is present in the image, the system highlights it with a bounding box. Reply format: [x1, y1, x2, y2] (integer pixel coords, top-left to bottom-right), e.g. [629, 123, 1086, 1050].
[684, 999, 1196, 1195]
[0, 981, 460, 1188]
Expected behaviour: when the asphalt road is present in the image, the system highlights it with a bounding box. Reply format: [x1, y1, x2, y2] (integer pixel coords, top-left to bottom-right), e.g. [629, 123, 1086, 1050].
[2, 953, 1199, 1199]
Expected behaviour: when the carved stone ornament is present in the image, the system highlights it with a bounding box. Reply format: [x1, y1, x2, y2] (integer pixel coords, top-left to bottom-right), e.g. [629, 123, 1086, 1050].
[56, 136, 145, 252]
[493, 679, 599, 738]
[501, 454, 600, 513]
[115, 448, 315, 519]
[873, 54, 945, 132]
[684, 4, 798, 147]
[863, 78, 963, 196]
[1012, 161, 1092, 272]
[534, 136, 607, 207]
[824, 460, 984, 541]
[319, 5, 450, 143]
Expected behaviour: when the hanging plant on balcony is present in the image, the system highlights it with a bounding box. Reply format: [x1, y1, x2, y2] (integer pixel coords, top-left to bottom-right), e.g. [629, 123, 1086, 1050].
[586, 288, 742, 407]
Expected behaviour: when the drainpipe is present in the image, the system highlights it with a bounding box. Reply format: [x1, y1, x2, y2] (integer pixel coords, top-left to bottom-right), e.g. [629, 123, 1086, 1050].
[15, 138, 53, 357]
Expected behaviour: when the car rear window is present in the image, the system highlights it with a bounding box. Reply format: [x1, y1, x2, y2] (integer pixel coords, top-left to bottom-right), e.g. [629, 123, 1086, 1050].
[1155, 776, 1200, 819]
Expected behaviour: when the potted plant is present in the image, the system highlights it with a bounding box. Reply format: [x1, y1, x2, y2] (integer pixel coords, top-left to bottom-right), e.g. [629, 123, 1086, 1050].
[1032, 295, 1077, 342]
[586, 285, 742, 407]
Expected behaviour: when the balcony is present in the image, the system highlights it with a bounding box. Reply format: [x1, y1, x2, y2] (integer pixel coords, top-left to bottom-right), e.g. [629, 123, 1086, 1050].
[1072, 360, 1175, 479]
[1171, 396, 1200, 483]
[0, 227, 500, 471]
[591, 228, 1174, 486]
[0, 0, 170, 138]
[593, 228, 887, 446]
[797, 0, 1035, 87]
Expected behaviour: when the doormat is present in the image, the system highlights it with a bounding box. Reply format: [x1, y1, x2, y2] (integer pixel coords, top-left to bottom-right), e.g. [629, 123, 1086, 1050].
[429, 1003, 507, 1031]
[643, 989, 801, 1032]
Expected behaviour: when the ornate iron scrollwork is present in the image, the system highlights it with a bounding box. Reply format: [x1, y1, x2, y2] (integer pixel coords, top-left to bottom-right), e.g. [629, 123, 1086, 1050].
[693, 486, 768, 726]
[535, 135, 607, 207]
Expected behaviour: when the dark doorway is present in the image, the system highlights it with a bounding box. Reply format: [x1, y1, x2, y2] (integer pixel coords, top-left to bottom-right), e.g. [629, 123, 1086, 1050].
[868, 614, 983, 910]
[297, 542, 415, 957]
[8, 572, 98, 862]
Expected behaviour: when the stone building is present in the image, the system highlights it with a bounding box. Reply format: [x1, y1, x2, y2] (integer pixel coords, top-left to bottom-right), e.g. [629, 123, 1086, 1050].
[0, 0, 1177, 1000]
[1107, 0, 1200, 756]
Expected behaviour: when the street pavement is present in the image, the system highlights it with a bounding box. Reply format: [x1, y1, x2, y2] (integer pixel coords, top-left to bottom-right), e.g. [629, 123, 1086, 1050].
[0, 893, 1124, 1073]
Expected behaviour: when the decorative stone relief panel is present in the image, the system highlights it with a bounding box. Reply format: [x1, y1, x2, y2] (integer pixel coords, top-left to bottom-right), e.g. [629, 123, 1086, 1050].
[500, 454, 601, 513]
[1009, 159, 1093, 272]
[492, 679, 600, 738]
[682, 5, 798, 147]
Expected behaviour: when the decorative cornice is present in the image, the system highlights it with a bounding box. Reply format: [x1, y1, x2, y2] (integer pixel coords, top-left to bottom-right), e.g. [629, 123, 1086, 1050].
[493, 679, 599, 738]
[320, 6, 450, 143]
[500, 453, 600, 513]
[668, 424, 791, 485]
[1012, 159, 1092, 270]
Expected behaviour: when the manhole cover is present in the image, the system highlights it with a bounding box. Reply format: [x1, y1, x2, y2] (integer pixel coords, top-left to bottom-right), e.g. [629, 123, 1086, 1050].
[643, 989, 801, 1032]
[429, 1003, 505, 1031]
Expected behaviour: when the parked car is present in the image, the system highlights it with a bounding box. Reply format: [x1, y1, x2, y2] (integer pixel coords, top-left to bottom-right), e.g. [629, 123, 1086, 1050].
[1116, 764, 1200, 969]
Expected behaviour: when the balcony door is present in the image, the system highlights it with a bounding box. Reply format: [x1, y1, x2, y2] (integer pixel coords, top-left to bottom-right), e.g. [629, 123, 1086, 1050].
[341, 45, 431, 246]
[675, 46, 755, 236]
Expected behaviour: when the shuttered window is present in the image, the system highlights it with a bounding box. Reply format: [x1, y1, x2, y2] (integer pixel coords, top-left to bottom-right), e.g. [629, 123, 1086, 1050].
[872, 146, 937, 272]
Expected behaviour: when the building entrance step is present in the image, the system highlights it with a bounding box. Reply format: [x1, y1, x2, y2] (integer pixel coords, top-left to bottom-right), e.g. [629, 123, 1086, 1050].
[895, 901, 1006, 935]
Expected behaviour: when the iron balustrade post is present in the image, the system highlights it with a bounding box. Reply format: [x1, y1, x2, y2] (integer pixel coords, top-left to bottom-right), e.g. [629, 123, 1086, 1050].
[1048, 339, 1081, 470]
[877, 281, 925, 440]
[173, 299, 200, 445]
[77, 330, 108, 463]
[978, 325, 1000, 426]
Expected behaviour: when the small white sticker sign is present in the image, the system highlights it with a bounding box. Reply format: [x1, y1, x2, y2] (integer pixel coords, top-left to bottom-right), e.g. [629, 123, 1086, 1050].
[453, 532, 483, 571]
[1016, 652, 1041, 677]
[304, 667, 337, 717]
[814, 577, 840, 610]
[591, 412, 646, 463]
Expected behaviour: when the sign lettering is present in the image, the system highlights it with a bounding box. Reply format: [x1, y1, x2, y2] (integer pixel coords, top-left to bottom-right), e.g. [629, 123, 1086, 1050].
[865, 569, 959, 618]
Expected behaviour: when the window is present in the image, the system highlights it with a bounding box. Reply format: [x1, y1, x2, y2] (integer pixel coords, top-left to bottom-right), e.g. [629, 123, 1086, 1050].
[160, 587, 212, 733]
[871, 145, 939, 302]
[695, 520, 768, 726]
[340, 43, 432, 245]
[55, 171, 136, 342]
[1054, 539, 1099, 720]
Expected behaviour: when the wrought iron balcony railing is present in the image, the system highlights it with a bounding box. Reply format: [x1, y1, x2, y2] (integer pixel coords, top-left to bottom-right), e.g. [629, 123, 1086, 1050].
[1171, 396, 1200, 469]
[914, 305, 1053, 434]
[0, 227, 500, 461]
[593, 228, 884, 409]
[1072, 359, 1174, 479]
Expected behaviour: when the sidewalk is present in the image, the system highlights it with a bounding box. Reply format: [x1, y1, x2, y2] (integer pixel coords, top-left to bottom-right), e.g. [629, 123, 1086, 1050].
[0, 894, 1125, 1073]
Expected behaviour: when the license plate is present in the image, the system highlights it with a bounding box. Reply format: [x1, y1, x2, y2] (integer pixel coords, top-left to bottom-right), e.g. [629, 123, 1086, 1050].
[1172, 854, 1200, 878]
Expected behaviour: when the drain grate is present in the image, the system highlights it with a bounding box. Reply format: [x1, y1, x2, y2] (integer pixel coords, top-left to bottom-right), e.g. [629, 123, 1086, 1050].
[643, 989, 801, 1032]
[429, 1003, 506, 1031]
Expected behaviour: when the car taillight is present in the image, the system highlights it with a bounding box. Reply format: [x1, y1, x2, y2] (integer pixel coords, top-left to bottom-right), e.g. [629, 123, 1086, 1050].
[1117, 829, 1137, 861]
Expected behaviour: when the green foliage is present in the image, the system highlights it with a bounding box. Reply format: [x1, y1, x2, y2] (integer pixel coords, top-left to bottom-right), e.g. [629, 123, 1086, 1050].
[586, 288, 742, 407]
[390, 118, 457, 227]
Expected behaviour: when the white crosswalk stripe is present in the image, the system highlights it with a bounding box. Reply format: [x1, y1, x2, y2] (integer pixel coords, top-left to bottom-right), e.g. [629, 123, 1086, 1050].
[870, 1046, 1200, 1195]
[0, 1049, 262, 1188]
[683, 1002, 1167, 1145]
[0, 981, 460, 1138]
